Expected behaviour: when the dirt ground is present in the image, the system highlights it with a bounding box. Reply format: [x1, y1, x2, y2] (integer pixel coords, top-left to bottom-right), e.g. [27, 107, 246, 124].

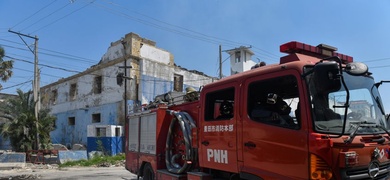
[0, 163, 138, 180]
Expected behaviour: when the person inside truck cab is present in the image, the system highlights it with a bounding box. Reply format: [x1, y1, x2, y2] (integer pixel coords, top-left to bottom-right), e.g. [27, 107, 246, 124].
[251, 93, 294, 126]
[312, 93, 341, 121]
[217, 100, 234, 119]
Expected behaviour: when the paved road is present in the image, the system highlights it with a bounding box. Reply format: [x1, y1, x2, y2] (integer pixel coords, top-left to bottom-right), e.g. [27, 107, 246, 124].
[0, 166, 138, 180]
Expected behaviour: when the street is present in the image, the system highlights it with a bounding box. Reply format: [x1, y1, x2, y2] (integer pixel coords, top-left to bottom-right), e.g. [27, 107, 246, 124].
[0, 166, 138, 180]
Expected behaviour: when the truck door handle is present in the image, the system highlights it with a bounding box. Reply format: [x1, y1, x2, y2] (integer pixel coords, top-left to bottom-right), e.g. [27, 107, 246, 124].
[201, 141, 209, 146]
[244, 142, 256, 148]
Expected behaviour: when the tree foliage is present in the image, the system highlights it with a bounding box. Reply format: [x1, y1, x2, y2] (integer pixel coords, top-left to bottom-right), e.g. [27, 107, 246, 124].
[0, 46, 14, 89]
[0, 89, 56, 151]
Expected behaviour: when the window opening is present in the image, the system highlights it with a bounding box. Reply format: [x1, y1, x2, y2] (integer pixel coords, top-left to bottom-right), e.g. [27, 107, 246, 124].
[204, 87, 235, 121]
[115, 127, 121, 137]
[94, 76, 102, 94]
[51, 89, 57, 105]
[235, 51, 241, 63]
[247, 75, 300, 129]
[96, 127, 106, 137]
[174, 74, 183, 92]
[70, 83, 77, 100]
[92, 113, 101, 123]
[68, 117, 75, 125]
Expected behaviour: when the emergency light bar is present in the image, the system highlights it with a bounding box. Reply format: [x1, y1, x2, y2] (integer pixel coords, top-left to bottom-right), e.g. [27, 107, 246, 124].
[280, 41, 353, 63]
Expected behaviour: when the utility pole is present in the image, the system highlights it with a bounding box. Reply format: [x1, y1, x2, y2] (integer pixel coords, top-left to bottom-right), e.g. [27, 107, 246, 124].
[219, 45, 222, 79]
[119, 40, 132, 120]
[9, 30, 40, 150]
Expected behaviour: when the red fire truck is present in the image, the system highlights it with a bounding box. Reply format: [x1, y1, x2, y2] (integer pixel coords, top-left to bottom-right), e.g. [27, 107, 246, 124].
[125, 41, 390, 179]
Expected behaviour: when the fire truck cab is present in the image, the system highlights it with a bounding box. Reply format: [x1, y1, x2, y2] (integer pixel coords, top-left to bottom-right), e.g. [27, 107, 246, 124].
[125, 41, 390, 180]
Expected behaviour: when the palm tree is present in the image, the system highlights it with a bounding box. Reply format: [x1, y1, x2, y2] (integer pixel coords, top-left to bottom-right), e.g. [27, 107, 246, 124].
[0, 46, 14, 89]
[0, 89, 56, 151]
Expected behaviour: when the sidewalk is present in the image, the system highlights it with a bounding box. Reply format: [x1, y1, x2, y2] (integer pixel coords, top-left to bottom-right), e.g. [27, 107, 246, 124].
[0, 165, 137, 180]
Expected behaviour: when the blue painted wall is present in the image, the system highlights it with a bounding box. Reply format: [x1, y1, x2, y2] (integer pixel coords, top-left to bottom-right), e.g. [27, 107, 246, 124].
[50, 102, 120, 147]
[49, 75, 204, 150]
[0, 137, 12, 150]
[141, 75, 173, 103]
[0, 153, 25, 163]
[87, 137, 124, 156]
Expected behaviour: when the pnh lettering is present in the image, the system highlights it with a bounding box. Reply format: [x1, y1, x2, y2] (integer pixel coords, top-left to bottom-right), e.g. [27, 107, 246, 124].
[207, 149, 228, 164]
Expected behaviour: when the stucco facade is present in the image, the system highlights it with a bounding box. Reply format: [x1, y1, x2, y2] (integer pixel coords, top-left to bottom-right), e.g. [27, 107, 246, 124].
[40, 32, 215, 147]
[226, 46, 257, 75]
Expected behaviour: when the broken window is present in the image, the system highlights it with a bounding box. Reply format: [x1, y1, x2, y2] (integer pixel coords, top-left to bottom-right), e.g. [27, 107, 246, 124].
[68, 117, 75, 125]
[94, 76, 102, 94]
[69, 83, 77, 100]
[51, 89, 58, 105]
[174, 74, 183, 92]
[92, 113, 101, 123]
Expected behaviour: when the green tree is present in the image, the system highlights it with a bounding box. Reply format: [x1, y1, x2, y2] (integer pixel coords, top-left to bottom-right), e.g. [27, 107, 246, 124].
[0, 46, 14, 89]
[0, 89, 56, 151]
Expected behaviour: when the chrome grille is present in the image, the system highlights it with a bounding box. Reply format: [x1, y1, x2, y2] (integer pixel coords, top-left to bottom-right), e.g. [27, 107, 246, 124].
[341, 162, 390, 180]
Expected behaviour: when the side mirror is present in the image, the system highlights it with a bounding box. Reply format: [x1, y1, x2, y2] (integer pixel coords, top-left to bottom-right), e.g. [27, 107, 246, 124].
[345, 62, 368, 76]
[313, 61, 341, 94]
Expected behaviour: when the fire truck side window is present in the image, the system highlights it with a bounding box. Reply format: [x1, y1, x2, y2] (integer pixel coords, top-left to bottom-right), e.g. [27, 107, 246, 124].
[204, 87, 235, 121]
[247, 75, 300, 129]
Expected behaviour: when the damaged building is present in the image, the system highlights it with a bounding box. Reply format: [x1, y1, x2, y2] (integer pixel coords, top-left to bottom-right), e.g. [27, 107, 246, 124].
[40, 32, 216, 151]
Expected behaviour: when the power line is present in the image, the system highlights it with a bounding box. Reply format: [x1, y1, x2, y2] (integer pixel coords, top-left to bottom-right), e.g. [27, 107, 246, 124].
[363, 57, 390, 63]
[100, 0, 252, 48]
[31, 0, 96, 34]
[5, 55, 81, 73]
[11, 0, 59, 29]
[92, 1, 244, 48]
[0, 80, 32, 90]
[13, 67, 63, 79]
[0, 42, 97, 65]
[19, 1, 72, 32]
[6, 52, 88, 72]
[95, 1, 280, 61]
[370, 64, 390, 69]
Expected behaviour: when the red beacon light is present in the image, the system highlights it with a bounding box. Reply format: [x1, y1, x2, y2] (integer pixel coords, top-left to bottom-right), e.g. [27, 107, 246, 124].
[280, 41, 353, 64]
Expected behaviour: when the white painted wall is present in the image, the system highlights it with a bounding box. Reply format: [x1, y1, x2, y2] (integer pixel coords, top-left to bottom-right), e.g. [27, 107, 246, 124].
[229, 50, 256, 75]
[138, 59, 215, 104]
[87, 125, 123, 137]
[47, 62, 125, 114]
[42, 33, 215, 117]
[174, 67, 214, 88]
[140, 44, 170, 65]
[100, 42, 124, 63]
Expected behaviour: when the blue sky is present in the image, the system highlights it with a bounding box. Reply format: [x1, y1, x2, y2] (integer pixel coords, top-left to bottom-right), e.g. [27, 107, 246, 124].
[1, 0, 390, 112]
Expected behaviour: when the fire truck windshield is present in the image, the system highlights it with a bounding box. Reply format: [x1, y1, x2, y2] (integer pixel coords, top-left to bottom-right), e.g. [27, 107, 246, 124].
[307, 69, 389, 135]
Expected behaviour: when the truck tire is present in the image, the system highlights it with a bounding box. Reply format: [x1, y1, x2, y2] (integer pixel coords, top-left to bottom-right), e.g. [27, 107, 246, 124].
[143, 163, 154, 180]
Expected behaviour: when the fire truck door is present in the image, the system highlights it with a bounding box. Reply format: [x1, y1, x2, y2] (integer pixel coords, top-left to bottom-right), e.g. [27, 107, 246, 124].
[241, 74, 308, 179]
[199, 86, 238, 173]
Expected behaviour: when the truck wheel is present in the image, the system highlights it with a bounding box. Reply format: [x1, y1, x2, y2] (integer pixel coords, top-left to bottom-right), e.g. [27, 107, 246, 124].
[143, 163, 154, 180]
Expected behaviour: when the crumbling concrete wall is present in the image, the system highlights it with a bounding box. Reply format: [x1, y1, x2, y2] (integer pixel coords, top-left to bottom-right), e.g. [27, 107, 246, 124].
[139, 58, 216, 104]
[58, 150, 87, 164]
[41, 32, 215, 150]
[50, 102, 120, 146]
[0, 152, 26, 169]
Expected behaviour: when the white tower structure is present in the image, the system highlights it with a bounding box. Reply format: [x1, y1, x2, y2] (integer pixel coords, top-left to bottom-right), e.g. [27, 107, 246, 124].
[226, 46, 257, 75]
